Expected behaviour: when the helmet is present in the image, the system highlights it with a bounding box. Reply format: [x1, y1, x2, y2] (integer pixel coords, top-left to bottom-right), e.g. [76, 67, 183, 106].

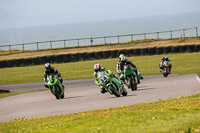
[162, 57, 165, 61]
[119, 54, 125, 59]
[45, 63, 51, 71]
[94, 64, 101, 72]
[121, 56, 127, 63]
[165, 56, 169, 61]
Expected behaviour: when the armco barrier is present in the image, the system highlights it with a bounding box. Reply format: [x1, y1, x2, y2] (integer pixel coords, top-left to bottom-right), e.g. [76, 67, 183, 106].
[0, 45, 199, 68]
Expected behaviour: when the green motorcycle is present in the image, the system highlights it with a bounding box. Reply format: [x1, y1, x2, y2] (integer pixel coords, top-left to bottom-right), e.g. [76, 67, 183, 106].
[97, 71, 127, 97]
[47, 74, 64, 100]
[121, 64, 138, 91]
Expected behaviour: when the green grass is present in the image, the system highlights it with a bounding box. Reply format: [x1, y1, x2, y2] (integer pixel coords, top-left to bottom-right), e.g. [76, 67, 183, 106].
[0, 89, 47, 98]
[0, 52, 200, 85]
[0, 93, 200, 133]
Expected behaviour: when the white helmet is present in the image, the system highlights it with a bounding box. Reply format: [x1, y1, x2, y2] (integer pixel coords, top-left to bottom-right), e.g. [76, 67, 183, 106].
[94, 64, 101, 72]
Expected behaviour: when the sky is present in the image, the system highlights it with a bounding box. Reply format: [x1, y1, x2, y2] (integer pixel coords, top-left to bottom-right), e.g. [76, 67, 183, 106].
[0, 0, 200, 29]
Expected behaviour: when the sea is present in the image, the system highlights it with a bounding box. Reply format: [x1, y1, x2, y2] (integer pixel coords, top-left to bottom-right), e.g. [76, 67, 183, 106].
[0, 11, 200, 50]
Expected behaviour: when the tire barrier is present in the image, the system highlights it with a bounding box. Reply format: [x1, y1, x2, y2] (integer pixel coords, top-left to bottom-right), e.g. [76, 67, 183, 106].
[179, 45, 187, 52]
[148, 47, 156, 55]
[63, 54, 72, 63]
[110, 50, 119, 58]
[0, 89, 10, 93]
[79, 53, 87, 61]
[126, 49, 134, 56]
[0, 44, 199, 68]
[140, 48, 148, 55]
[87, 52, 96, 60]
[102, 51, 111, 59]
[194, 44, 200, 52]
[156, 47, 164, 55]
[187, 45, 195, 52]
[163, 46, 172, 53]
[133, 48, 141, 56]
[171, 45, 180, 53]
[118, 49, 127, 56]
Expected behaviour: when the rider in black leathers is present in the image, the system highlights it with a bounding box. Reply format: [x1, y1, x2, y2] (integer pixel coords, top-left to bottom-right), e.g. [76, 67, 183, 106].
[116, 54, 140, 84]
[44, 63, 64, 89]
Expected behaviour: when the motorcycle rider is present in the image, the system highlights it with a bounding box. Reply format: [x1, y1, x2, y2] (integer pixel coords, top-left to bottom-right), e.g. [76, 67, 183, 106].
[116, 54, 140, 84]
[159, 56, 172, 72]
[44, 63, 65, 89]
[159, 57, 165, 72]
[94, 64, 121, 94]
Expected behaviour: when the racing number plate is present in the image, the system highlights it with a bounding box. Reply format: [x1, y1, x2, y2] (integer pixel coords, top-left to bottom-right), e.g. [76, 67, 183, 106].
[100, 75, 109, 85]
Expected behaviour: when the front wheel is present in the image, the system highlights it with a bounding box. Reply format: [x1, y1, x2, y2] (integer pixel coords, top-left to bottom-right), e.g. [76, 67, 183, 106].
[163, 73, 168, 77]
[108, 85, 120, 97]
[129, 78, 136, 91]
[53, 86, 60, 99]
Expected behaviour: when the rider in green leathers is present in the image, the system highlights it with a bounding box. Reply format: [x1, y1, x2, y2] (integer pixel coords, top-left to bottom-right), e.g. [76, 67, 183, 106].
[94, 64, 121, 94]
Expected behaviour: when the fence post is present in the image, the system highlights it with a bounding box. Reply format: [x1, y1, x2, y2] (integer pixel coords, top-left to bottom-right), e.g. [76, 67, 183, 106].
[183, 29, 185, 38]
[196, 27, 198, 37]
[90, 38, 93, 45]
[22, 44, 24, 52]
[37, 42, 39, 50]
[50, 41, 52, 49]
[64, 40, 66, 48]
[9, 45, 11, 54]
[170, 31, 173, 39]
[77, 39, 79, 47]
[144, 33, 146, 41]
[131, 34, 133, 42]
[118, 36, 120, 44]
[104, 37, 106, 45]
[157, 32, 159, 40]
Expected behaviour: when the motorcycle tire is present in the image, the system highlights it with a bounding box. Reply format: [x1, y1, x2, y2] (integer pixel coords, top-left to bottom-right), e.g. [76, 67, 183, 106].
[60, 93, 64, 99]
[129, 78, 136, 91]
[53, 86, 60, 99]
[121, 88, 127, 96]
[108, 85, 120, 97]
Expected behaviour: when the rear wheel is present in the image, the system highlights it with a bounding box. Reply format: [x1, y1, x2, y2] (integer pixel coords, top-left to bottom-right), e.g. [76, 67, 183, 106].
[121, 88, 127, 96]
[108, 85, 120, 97]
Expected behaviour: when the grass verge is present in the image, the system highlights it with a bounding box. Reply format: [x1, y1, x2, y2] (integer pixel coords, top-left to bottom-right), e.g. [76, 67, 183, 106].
[0, 93, 200, 132]
[0, 89, 47, 99]
[0, 52, 199, 85]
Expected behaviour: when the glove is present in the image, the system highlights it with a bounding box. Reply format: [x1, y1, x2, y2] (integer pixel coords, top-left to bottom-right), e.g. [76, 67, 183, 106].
[58, 77, 61, 80]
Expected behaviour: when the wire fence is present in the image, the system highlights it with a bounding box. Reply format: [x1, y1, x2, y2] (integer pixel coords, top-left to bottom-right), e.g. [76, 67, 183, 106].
[0, 27, 198, 54]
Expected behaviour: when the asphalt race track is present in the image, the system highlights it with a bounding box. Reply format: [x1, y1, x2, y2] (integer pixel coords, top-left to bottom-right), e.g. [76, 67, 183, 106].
[0, 74, 199, 122]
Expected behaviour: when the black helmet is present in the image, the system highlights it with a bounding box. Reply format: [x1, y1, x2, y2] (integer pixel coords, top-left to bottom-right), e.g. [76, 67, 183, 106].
[162, 57, 165, 61]
[94, 64, 101, 72]
[121, 56, 127, 63]
[45, 63, 51, 71]
[165, 56, 169, 61]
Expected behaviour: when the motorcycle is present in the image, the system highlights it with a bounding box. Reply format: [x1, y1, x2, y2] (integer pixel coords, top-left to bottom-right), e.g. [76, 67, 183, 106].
[160, 61, 171, 77]
[97, 71, 127, 97]
[46, 74, 64, 99]
[121, 64, 138, 91]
